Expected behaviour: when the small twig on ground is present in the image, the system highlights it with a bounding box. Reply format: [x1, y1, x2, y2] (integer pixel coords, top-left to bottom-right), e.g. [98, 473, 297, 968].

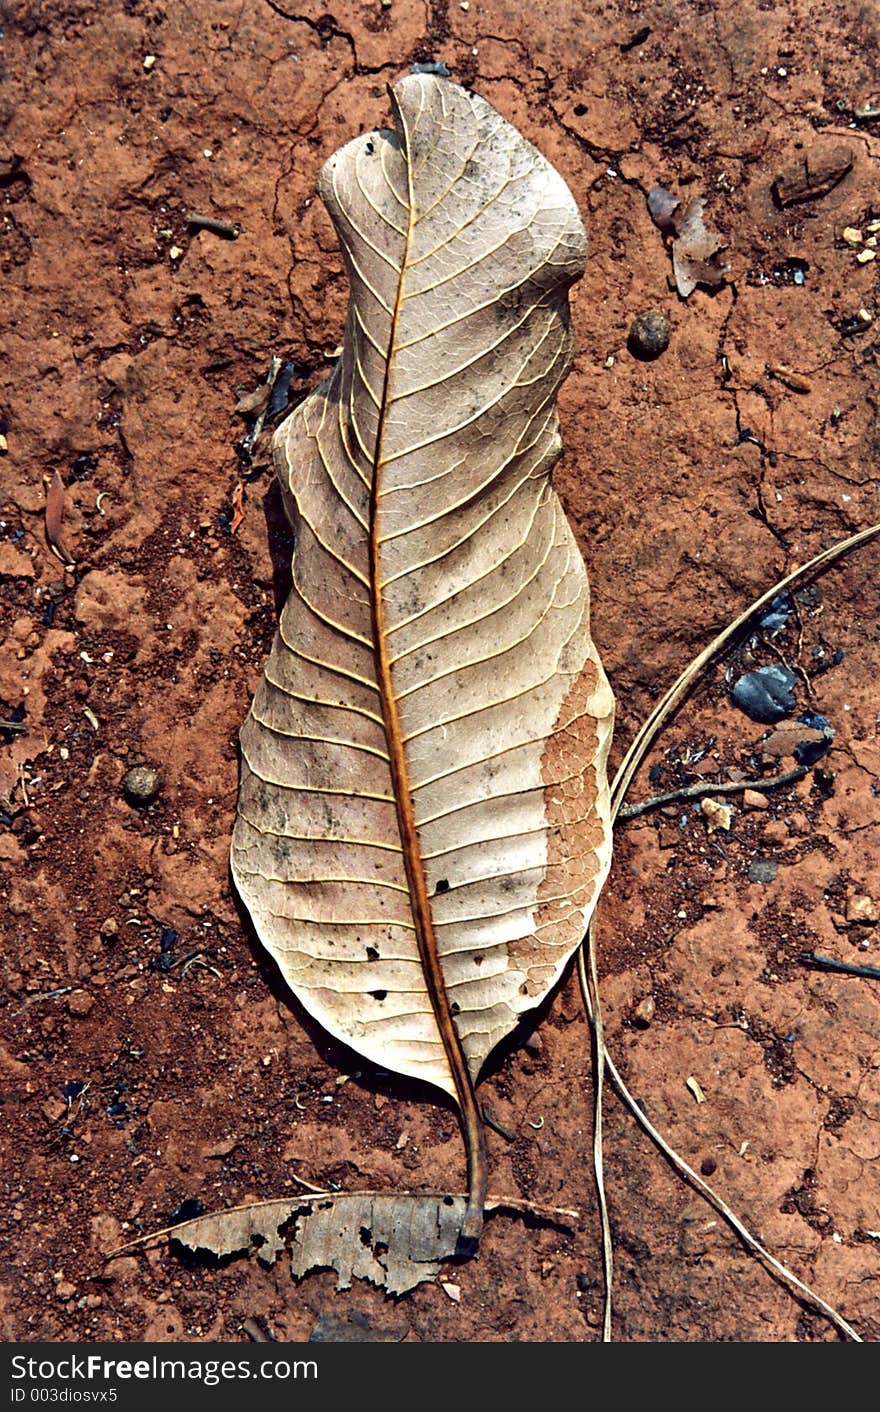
[617, 766, 807, 820]
[21, 985, 74, 1008]
[579, 518, 880, 1343]
[481, 1103, 515, 1142]
[185, 211, 240, 239]
[166, 948, 204, 972]
[798, 952, 880, 981]
[0, 719, 27, 733]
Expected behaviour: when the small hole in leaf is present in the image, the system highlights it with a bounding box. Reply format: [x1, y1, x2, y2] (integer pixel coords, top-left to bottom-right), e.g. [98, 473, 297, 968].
[443, 1194, 455, 1206]
[370, 989, 387, 1001]
[574, 102, 588, 116]
[435, 878, 450, 893]
[359, 1225, 372, 1247]
[365, 946, 379, 960]
[450, 1001, 460, 1016]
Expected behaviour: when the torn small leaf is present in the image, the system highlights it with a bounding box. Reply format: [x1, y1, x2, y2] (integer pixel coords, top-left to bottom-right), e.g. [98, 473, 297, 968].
[672, 198, 731, 298]
[288, 1193, 468, 1295]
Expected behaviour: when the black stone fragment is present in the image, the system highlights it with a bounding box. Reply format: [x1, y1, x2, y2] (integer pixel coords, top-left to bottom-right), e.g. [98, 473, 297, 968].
[731, 665, 797, 723]
[794, 711, 835, 765]
[628, 310, 671, 360]
[411, 60, 451, 76]
[169, 1198, 204, 1225]
[756, 592, 793, 636]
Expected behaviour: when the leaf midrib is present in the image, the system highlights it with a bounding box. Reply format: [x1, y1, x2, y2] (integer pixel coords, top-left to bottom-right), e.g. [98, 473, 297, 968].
[366, 91, 486, 1236]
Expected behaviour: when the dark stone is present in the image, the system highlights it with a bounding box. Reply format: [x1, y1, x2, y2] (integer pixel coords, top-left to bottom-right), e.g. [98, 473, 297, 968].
[756, 592, 793, 636]
[731, 665, 797, 723]
[628, 309, 671, 360]
[169, 1198, 204, 1224]
[122, 765, 161, 807]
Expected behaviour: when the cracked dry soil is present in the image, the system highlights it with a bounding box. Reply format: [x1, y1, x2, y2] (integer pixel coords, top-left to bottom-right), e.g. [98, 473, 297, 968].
[2, 0, 879, 1343]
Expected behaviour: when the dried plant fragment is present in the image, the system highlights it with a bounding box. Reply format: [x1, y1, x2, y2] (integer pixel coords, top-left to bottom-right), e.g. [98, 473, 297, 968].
[165, 1193, 464, 1292]
[135, 1190, 578, 1295]
[672, 197, 731, 298]
[45, 470, 75, 566]
[288, 1193, 467, 1294]
[231, 74, 614, 1246]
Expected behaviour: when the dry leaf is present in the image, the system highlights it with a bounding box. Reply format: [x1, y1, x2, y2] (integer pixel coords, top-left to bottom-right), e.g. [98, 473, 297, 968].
[231, 74, 614, 1236]
[671, 197, 731, 298]
[167, 1193, 464, 1294]
[700, 797, 732, 831]
[771, 145, 853, 207]
[168, 1198, 294, 1264]
[147, 1189, 577, 1294]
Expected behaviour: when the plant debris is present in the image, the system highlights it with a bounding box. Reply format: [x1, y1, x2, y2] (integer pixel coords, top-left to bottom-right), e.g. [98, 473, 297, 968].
[45, 470, 75, 566]
[671, 198, 731, 298]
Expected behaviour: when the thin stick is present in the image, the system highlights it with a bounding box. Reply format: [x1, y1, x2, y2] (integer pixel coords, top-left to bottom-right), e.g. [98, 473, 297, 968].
[798, 952, 880, 981]
[586, 917, 613, 1341]
[579, 989, 863, 1343]
[611, 522, 880, 814]
[618, 766, 807, 820]
[581, 519, 880, 1343]
[185, 211, 241, 239]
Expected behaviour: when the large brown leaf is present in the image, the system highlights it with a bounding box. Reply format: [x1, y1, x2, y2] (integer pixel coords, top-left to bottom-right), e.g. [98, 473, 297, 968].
[232, 74, 614, 1233]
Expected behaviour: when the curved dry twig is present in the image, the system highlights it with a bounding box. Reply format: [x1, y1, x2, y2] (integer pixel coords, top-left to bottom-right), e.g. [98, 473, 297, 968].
[581, 519, 880, 1343]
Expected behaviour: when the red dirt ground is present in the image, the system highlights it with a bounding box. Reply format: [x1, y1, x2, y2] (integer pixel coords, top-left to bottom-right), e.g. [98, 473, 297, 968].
[1, 0, 879, 1343]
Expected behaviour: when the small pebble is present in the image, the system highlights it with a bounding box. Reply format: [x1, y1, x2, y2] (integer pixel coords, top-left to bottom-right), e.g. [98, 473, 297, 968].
[627, 310, 671, 360]
[700, 1156, 717, 1177]
[743, 789, 770, 810]
[633, 995, 655, 1027]
[700, 797, 732, 832]
[67, 992, 94, 1018]
[731, 664, 797, 724]
[100, 916, 118, 939]
[846, 894, 878, 926]
[122, 765, 161, 807]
